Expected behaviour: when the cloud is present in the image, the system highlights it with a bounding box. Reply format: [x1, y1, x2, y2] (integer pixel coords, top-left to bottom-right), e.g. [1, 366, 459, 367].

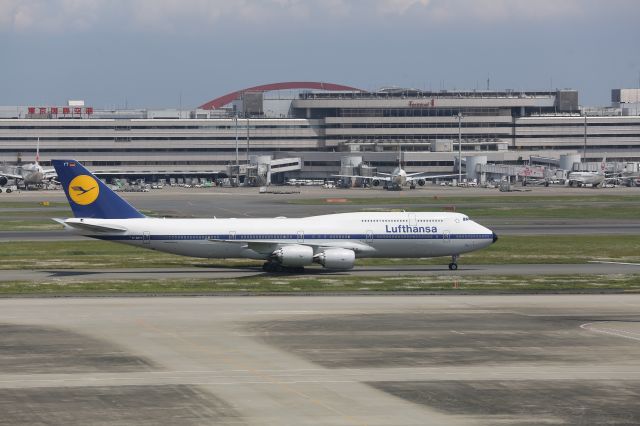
[0, 0, 102, 32]
[0, 0, 637, 33]
[425, 0, 585, 22]
[376, 0, 430, 16]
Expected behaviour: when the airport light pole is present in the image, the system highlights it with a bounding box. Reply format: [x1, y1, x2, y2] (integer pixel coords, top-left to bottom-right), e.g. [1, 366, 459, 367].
[583, 111, 587, 164]
[457, 112, 463, 184]
[246, 117, 250, 164]
[234, 114, 239, 186]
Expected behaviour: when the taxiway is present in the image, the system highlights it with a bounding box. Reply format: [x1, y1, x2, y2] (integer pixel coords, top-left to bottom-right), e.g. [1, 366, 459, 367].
[1, 295, 639, 425]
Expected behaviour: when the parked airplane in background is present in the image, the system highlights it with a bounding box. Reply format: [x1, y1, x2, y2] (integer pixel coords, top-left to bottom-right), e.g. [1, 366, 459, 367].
[0, 140, 56, 190]
[567, 157, 609, 188]
[52, 159, 497, 272]
[335, 149, 456, 190]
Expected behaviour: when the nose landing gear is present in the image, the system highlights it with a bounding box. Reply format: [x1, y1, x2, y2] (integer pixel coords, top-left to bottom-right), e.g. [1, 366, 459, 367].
[448, 255, 459, 271]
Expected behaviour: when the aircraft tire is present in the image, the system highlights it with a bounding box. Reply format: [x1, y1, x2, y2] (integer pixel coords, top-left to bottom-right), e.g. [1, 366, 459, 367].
[262, 262, 282, 273]
[448, 263, 458, 271]
[263, 262, 302, 273]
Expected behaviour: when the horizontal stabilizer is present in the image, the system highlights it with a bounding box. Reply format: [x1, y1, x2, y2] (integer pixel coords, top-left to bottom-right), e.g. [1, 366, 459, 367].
[54, 218, 128, 233]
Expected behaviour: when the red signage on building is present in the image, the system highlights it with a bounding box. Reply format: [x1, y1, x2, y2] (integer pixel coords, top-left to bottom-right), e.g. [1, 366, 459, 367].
[27, 106, 94, 117]
[408, 99, 436, 108]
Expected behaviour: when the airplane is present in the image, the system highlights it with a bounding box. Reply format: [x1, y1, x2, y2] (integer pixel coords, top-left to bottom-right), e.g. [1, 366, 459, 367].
[51, 159, 497, 272]
[334, 148, 456, 190]
[567, 157, 610, 188]
[0, 139, 57, 190]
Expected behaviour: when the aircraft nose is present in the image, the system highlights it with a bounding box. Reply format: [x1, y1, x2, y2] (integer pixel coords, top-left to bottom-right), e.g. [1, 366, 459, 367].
[492, 232, 498, 244]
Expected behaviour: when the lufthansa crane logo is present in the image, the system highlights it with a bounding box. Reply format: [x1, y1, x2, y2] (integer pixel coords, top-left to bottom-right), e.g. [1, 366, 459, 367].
[68, 175, 100, 205]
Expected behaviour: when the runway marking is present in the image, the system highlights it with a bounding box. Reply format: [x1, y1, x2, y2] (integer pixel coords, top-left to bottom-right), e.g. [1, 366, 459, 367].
[580, 322, 640, 342]
[589, 261, 640, 266]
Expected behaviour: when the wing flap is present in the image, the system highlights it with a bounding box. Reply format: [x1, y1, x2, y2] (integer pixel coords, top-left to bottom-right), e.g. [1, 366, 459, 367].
[332, 174, 392, 182]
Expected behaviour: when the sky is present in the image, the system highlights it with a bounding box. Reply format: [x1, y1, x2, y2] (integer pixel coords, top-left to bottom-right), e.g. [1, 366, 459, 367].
[1, 0, 639, 108]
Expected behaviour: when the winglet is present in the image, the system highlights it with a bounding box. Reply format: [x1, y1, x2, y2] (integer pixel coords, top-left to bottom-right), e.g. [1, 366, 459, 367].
[52, 160, 144, 219]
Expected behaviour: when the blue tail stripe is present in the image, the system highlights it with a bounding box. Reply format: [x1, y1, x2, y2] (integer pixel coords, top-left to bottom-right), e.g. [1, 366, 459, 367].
[52, 159, 144, 219]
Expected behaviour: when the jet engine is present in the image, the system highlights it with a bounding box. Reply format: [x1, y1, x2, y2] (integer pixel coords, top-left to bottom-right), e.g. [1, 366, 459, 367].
[272, 244, 314, 267]
[0, 176, 7, 187]
[314, 248, 355, 270]
[417, 179, 426, 186]
[371, 179, 381, 187]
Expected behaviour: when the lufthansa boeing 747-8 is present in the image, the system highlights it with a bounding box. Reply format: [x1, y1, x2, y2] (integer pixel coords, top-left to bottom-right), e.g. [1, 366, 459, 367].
[52, 160, 497, 272]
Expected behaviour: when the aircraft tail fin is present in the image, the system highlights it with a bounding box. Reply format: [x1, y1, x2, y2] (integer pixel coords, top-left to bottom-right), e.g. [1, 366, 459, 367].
[52, 159, 144, 219]
[599, 156, 607, 176]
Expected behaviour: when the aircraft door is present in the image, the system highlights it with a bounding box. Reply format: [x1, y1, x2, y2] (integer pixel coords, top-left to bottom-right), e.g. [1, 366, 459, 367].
[297, 231, 304, 243]
[443, 230, 451, 243]
[229, 231, 236, 240]
[408, 213, 416, 226]
[366, 230, 373, 244]
[143, 231, 150, 245]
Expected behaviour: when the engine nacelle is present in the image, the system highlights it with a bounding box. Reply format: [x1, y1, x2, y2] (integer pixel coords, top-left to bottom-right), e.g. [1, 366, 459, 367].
[272, 244, 314, 267]
[0, 176, 7, 187]
[417, 179, 426, 186]
[314, 248, 355, 270]
[371, 179, 380, 187]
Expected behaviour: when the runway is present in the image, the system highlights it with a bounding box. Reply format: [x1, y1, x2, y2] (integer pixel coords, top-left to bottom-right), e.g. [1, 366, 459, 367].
[1, 295, 640, 425]
[2, 262, 639, 283]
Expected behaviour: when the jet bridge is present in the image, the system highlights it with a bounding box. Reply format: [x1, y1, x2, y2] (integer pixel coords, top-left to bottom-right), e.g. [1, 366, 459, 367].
[245, 156, 302, 186]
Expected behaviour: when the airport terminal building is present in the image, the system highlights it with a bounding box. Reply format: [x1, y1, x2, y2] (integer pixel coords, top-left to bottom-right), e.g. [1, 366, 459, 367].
[1, 83, 639, 182]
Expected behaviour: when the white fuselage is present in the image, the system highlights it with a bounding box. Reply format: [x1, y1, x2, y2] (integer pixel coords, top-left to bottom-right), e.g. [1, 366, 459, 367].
[567, 171, 604, 186]
[0, 162, 46, 185]
[389, 167, 407, 188]
[65, 211, 494, 261]
[19, 163, 45, 184]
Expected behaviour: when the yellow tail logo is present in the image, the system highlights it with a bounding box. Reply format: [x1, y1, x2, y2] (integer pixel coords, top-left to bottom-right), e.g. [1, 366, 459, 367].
[68, 175, 100, 205]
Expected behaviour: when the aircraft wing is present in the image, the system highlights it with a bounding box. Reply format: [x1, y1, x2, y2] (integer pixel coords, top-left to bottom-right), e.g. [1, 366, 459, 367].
[406, 173, 459, 182]
[332, 174, 393, 182]
[0, 172, 24, 180]
[43, 169, 58, 179]
[209, 238, 375, 255]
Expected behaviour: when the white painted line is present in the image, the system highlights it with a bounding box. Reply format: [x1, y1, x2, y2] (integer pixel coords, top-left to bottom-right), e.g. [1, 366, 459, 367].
[588, 261, 640, 266]
[580, 322, 640, 342]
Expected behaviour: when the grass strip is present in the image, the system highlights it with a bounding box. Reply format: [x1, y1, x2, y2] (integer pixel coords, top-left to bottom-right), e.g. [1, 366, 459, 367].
[0, 201, 68, 208]
[289, 196, 640, 219]
[0, 220, 62, 231]
[1, 274, 639, 295]
[288, 194, 640, 205]
[0, 235, 639, 270]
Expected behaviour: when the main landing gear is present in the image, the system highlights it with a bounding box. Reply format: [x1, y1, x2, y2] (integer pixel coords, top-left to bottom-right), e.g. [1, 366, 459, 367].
[448, 255, 459, 271]
[262, 262, 305, 274]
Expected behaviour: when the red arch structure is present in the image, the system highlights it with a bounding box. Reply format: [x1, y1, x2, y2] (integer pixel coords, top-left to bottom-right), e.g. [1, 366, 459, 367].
[198, 81, 363, 110]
